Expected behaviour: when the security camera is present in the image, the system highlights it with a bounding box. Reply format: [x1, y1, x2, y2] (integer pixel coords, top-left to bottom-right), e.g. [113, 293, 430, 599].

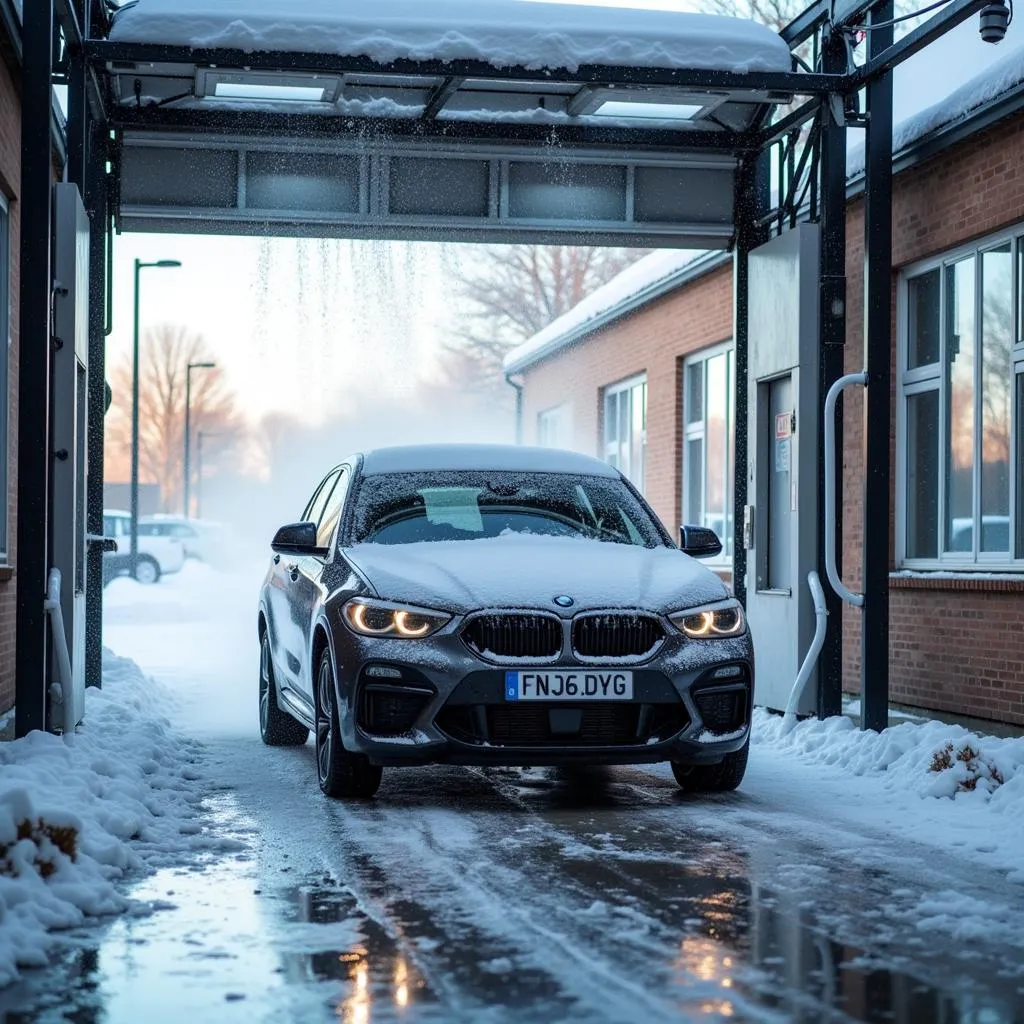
[980, 0, 1009, 42]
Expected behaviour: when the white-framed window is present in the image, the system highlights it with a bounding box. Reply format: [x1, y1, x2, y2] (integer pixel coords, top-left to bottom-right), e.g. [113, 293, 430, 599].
[603, 374, 646, 492]
[897, 228, 1024, 569]
[0, 193, 8, 562]
[683, 344, 735, 558]
[537, 405, 569, 448]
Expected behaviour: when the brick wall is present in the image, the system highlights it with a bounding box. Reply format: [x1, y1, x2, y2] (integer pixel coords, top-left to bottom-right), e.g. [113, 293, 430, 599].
[517, 111, 1024, 727]
[0, 45, 19, 717]
[521, 262, 733, 538]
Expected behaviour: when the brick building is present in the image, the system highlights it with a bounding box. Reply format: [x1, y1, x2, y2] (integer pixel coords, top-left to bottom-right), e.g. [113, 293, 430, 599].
[505, 30, 1024, 727]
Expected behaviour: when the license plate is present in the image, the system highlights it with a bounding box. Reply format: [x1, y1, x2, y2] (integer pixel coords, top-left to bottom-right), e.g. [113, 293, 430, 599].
[504, 670, 633, 701]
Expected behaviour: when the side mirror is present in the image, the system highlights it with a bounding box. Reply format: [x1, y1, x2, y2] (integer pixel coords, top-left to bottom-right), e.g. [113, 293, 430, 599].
[680, 525, 722, 559]
[271, 521, 318, 555]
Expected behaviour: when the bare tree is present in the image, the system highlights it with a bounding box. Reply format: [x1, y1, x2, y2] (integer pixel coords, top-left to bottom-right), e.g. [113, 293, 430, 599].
[444, 245, 648, 397]
[105, 324, 244, 514]
[698, 0, 805, 29]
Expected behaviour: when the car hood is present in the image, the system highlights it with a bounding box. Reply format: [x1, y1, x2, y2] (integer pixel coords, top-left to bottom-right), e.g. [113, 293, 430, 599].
[341, 534, 728, 615]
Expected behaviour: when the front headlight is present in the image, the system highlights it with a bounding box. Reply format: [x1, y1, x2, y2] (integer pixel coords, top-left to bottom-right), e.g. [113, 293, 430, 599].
[342, 599, 451, 639]
[670, 600, 745, 639]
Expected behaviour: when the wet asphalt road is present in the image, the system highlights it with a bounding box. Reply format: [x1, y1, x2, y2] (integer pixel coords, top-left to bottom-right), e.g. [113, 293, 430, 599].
[2, 565, 1023, 1023]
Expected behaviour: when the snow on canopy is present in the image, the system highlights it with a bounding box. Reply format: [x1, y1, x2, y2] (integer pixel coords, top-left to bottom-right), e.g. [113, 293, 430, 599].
[848, 18, 1024, 175]
[108, 0, 793, 74]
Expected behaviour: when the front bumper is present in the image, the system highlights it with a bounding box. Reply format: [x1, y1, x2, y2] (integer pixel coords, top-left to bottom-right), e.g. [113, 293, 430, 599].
[332, 615, 754, 768]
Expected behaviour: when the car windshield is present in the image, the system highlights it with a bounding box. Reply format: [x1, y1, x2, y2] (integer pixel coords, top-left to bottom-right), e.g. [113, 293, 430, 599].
[349, 471, 665, 548]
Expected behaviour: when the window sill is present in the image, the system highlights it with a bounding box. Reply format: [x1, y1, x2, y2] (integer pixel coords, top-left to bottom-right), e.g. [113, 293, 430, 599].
[891, 571, 1024, 593]
[0, 566, 13, 583]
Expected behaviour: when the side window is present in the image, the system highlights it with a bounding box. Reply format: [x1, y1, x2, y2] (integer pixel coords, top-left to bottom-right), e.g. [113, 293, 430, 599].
[302, 469, 341, 527]
[317, 469, 351, 550]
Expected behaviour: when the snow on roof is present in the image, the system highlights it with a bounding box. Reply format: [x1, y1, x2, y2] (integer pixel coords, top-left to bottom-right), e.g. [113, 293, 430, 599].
[848, 20, 1024, 176]
[109, 0, 792, 75]
[359, 443, 618, 476]
[503, 248, 718, 375]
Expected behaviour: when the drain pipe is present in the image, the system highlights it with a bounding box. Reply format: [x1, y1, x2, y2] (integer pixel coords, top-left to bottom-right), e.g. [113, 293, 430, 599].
[780, 371, 867, 734]
[43, 568, 76, 742]
[505, 372, 525, 444]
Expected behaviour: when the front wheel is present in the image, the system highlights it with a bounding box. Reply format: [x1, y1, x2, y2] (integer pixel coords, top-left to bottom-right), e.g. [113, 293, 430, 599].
[315, 651, 382, 799]
[672, 739, 749, 794]
[133, 556, 161, 585]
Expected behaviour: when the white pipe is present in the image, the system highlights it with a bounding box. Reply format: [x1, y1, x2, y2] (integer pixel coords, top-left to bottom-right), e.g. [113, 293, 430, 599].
[824, 371, 867, 608]
[43, 568, 76, 742]
[780, 570, 828, 735]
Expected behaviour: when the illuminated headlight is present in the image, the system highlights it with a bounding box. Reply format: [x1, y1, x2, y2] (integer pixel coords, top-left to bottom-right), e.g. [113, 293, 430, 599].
[343, 599, 451, 639]
[670, 600, 745, 639]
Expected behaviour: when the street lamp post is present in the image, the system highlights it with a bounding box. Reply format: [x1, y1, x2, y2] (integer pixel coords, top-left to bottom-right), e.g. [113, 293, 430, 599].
[183, 361, 216, 517]
[130, 259, 182, 570]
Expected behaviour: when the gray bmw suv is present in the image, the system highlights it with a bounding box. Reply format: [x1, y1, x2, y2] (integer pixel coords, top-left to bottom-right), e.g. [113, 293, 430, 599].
[257, 444, 754, 799]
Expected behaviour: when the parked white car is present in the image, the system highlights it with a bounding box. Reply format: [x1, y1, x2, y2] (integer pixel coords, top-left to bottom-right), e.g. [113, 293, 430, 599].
[139, 515, 232, 566]
[103, 509, 186, 585]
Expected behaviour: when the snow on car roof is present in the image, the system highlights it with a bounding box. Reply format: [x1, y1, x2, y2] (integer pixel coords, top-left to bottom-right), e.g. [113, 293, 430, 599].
[108, 0, 792, 75]
[359, 444, 619, 478]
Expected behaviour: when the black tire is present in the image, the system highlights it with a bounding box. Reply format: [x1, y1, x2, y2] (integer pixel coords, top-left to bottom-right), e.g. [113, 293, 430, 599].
[133, 555, 161, 585]
[259, 632, 309, 747]
[315, 650, 382, 799]
[672, 739, 749, 793]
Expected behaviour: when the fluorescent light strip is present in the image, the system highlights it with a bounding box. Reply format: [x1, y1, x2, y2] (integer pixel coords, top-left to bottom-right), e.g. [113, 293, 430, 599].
[214, 82, 328, 103]
[594, 100, 702, 120]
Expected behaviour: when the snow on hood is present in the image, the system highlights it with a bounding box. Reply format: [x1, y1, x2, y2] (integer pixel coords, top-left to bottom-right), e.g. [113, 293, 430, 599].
[109, 0, 792, 74]
[342, 533, 728, 614]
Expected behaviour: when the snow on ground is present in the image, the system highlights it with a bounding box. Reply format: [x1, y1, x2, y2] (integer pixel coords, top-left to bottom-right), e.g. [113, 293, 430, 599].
[0, 647, 236, 987]
[752, 708, 1024, 885]
[109, 0, 792, 74]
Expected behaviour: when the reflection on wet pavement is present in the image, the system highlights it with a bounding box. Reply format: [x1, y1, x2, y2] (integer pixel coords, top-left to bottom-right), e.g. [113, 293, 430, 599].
[2, 766, 1023, 1023]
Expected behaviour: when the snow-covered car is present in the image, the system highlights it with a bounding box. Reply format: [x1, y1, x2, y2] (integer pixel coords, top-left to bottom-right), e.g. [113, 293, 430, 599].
[139, 515, 228, 564]
[257, 445, 754, 800]
[103, 509, 186, 585]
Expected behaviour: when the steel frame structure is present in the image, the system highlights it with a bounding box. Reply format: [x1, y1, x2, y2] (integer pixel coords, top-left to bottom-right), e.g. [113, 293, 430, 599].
[17, 0, 996, 736]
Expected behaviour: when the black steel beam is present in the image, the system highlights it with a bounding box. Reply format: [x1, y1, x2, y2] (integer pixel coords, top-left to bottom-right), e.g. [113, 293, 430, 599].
[0, 0, 20, 63]
[780, 0, 830, 48]
[853, 0, 989, 84]
[87, 39, 840, 95]
[731, 150, 770, 608]
[55, 0, 108, 122]
[16, 0, 54, 737]
[110, 104, 755, 152]
[758, 98, 820, 149]
[860, 0, 894, 732]
[816, 28, 848, 722]
[423, 76, 464, 119]
[84, 119, 108, 691]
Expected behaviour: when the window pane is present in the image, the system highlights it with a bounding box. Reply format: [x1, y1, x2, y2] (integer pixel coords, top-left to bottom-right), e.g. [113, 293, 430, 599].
[686, 362, 703, 423]
[980, 245, 1012, 551]
[631, 382, 645, 492]
[686, 438, 703, 527]
[906, 390, 940, 558]
[945, 258, 976, 553]
[725, 351, 735, 556]
[1017, 372, 1024, 559]
[604, 391, 618, 445]
[705, 354, 728, 540]
[907, 269, 941, 369]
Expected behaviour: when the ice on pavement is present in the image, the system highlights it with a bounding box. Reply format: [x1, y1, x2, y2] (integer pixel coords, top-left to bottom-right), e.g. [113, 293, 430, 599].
[109, 0, 792, 74]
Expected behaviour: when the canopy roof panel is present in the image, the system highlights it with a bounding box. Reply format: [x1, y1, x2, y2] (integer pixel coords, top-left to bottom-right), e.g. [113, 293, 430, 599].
[109, 0, 793, 75]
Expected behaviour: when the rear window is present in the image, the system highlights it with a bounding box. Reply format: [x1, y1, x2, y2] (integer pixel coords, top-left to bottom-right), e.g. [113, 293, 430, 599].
[348, 471, 664, 548]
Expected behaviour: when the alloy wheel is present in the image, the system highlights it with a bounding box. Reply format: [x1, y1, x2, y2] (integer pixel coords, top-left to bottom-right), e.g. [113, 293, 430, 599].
[316, 659, 334, 785]
[259, 635, 271, 734]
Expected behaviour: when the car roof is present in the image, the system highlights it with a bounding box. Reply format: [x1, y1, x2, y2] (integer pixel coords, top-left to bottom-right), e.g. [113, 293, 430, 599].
[356, 444, 620, 479]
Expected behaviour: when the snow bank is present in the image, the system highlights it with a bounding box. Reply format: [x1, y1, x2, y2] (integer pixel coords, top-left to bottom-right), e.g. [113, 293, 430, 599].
[109, 0, 792, 74]
[0, 651, 231, 987]
[754, 708, 1024, 879]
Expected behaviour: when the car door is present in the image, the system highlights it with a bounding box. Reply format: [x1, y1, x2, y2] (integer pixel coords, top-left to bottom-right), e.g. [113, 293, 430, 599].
[268, 468, 340, 694]
[290, 467, 352, 701]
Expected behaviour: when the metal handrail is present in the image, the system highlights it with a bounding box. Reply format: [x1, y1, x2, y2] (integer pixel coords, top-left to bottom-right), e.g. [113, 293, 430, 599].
[824, 371, 868, 608]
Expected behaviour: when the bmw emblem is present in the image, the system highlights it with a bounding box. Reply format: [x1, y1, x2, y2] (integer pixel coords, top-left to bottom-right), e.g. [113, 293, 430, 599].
[553, 595, 574, 608]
